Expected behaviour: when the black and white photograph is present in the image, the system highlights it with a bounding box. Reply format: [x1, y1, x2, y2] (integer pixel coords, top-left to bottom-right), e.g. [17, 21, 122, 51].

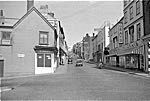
[0, 0, 150, 100]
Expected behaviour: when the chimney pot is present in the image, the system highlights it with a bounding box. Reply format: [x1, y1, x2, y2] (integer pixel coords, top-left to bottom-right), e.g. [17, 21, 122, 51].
[27, 0, 34, 11]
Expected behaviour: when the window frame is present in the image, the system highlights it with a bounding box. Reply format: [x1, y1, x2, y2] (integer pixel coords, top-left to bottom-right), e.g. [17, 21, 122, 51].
[137, 23, 141, 40]
[125, 30, 128, 45]
[130, 6, 133, 20]
[124, 11, 128, 24]
[39, 31, 49, 45]
[136, 0, 140, 15]
[129, 26, 134, 43]
[0, 31, 12, 46]
[37, 53, 51, 67]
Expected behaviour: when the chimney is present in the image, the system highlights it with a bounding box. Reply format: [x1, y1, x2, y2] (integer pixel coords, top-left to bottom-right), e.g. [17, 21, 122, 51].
[93, 33, 95, 37]
[0, 10, 5, 25]
[27, 0, 34, 11]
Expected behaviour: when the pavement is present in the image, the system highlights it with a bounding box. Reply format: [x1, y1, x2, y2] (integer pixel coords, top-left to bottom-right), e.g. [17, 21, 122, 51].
[0, 63, 68, 93]
[100, 64, 150, 78]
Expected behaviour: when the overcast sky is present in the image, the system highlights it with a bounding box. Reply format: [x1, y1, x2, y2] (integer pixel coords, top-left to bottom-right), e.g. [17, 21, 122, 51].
[0, 0, 123, 48]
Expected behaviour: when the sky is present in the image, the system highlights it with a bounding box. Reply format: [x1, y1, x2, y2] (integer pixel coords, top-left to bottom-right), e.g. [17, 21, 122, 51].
[0, 0, 123, 48]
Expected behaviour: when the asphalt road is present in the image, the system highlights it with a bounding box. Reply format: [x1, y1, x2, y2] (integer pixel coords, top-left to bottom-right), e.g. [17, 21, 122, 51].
[1, 62, 150, 100]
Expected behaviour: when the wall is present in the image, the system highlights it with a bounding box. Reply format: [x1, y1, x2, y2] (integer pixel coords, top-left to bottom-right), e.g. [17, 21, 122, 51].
[1, 10, 55, 76]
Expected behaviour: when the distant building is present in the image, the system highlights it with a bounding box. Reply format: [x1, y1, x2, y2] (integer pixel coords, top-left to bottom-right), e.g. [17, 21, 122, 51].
[82, 33, 90, 60]
[93, 25, 110, 63]
[108, 17, 124, 66]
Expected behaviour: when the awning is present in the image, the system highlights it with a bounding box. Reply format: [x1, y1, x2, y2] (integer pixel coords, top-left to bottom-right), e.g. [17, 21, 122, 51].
[118, 53, 142, 56]
[106, 54, 118, 57]
[34, 46, 58, 53]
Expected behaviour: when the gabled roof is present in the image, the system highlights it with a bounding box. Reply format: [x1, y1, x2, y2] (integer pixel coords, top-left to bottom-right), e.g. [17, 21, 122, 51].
[13, 7, 55, 30]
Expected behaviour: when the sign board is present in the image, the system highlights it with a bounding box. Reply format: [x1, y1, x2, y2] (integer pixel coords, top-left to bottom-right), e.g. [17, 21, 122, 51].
[2, 40, 11, 45]
[18, 54, 25, 58]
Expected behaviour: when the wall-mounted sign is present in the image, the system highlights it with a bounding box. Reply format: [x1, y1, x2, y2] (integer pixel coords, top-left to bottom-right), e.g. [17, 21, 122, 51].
[18, 54, 25, 58]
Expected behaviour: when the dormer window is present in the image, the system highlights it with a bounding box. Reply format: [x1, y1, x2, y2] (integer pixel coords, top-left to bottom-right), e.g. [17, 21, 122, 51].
[39, 31, 49, 45]
[0, 31, 12, 45]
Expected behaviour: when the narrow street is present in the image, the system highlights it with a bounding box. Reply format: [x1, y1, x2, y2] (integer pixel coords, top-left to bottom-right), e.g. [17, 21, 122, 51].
[1, 62, 150, 100]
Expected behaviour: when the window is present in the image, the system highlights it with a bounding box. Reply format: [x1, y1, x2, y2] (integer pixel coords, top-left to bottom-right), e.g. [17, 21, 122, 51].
[37, 53, 51, 67]
[130, 6, 133, 20]
[129, 26, 134, 43]
[39, 31, 48, 45]
[1, 31, 12, 45]
[124, 11, 128, 24]
[137, 23, 141, 40]
[136, 0, 140, 15]
[125, 31, 128, 44]
[98, 44, 100, 51]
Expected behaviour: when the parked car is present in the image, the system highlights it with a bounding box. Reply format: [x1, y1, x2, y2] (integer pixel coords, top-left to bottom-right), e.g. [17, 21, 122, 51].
[68, 58, 73, 64]
[76, 59, 83, 66]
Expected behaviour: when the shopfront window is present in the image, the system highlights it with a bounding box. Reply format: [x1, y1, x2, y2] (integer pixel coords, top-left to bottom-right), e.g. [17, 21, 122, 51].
[37, 53, 51, 67]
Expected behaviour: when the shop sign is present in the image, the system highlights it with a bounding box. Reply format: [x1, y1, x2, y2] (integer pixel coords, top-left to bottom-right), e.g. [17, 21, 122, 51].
[18, 54, 25, 58]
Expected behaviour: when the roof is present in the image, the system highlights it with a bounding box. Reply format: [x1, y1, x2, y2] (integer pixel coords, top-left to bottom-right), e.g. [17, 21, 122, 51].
[109, 16, 124, 31]
[13, 7, 55, 30]
[0, 18, 19, 28]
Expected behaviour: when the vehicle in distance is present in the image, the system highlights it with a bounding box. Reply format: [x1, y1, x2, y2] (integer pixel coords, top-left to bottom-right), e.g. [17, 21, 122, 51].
[68, 58, 73, 64]
[76, 59, 83, 66]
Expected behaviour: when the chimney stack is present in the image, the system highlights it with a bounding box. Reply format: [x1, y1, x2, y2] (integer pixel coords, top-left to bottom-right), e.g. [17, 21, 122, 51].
[0, 10, 5, 25]
[93, 33, 95, 37]
[27, 0, 34, 11]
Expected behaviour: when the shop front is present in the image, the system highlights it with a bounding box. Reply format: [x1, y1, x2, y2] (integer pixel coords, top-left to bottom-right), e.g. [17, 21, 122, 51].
[118, 44, 144, 71]
[34, 46, 58, 74]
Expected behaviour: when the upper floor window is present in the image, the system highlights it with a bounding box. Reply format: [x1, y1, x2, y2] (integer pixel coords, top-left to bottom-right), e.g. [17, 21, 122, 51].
[98, 44, 100, 51]
[129, 25, 134, 43]
[125, 30, 128, 45]
[136, 0, 140, 15]
[1, 31, 12, 45]
[124, 11, 128, 24]
[39, 31, 48, 45]
[130, 6, 133, 20]
[137, 23, 141, 40]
